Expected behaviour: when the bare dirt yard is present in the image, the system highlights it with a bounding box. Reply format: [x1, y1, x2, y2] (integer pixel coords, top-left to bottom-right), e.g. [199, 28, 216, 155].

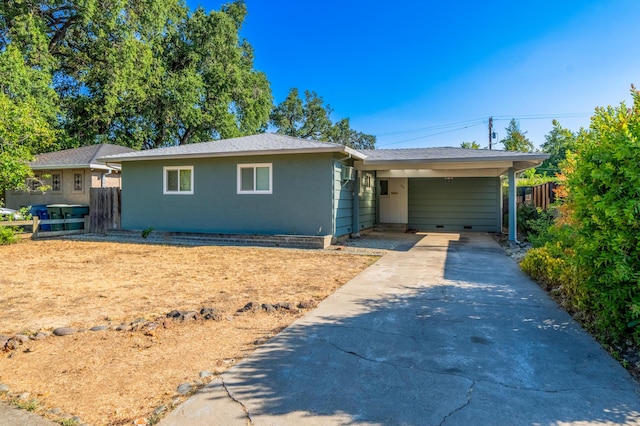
[0, 239, 378, 425]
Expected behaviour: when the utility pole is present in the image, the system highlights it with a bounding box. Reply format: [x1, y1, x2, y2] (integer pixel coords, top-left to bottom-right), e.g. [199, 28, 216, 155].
[488, 116, 493, 150]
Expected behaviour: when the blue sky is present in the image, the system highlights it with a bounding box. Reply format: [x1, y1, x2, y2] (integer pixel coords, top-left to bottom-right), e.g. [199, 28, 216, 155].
[185, 0, 640, 149]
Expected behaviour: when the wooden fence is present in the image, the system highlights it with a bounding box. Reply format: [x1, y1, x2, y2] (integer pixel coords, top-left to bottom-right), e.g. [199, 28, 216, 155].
[516, 182, 557, 210]
[0, 216, 89, 239]
[90, 187, 121, 234]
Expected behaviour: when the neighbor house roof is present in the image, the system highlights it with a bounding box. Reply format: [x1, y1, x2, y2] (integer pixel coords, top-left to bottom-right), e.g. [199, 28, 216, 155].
[100, 133, 365, 162]
[31, 144, 137, 171]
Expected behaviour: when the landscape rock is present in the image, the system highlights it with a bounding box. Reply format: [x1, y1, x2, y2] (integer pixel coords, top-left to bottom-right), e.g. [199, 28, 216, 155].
[261, 303, 275, 313]
[237, 302, 260, 313]
[4, 338, 21, 350]
[297, 300, 317, 309]
[53, 327, 76, 336]
[0, 383, 9, 394]
[200, 307, 222, 321]
[176, 382, 192, 395]
[167, 310, 197, 321]
[199, 371, 213, 378]
[48, 407, 62, 415]
[152, 405, 166, 416]
[18, 392, 30, 400]
[90, 325, 108, 331]
[13, 334, 29, 343]
[115, 324, 128, 331]
[31, 331, 50, 340]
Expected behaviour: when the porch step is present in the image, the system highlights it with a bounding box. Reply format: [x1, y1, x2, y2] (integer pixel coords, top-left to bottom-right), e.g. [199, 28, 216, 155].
[373, 223, 408, 233]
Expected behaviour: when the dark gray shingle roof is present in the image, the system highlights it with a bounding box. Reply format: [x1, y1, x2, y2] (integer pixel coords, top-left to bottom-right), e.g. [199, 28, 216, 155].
[101, 133, 363, 161]
[32, 144, 137, 169]
[359, 147, 548, 163]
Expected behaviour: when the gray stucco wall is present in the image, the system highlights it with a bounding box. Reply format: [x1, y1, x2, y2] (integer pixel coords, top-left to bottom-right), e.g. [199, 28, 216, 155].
[5, 169, 114, 209]
[408, 177, 500, 232]
[121, 153, 336, 236]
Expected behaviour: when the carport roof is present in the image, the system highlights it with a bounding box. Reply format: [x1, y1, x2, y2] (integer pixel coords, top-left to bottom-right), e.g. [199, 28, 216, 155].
[355, 147, 549, 177]
[359, 147, 548, 163]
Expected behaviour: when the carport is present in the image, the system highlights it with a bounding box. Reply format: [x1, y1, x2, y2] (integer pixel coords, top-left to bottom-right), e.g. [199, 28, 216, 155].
[354, 148, 549, 241]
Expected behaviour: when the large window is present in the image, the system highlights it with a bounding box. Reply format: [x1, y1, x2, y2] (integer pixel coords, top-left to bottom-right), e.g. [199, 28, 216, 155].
[237, 163, 272, 194]
[163, 166, 193, 194]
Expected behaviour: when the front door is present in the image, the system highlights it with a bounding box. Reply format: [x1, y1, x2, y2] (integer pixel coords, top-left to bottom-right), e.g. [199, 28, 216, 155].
[379, 178, 408, 224]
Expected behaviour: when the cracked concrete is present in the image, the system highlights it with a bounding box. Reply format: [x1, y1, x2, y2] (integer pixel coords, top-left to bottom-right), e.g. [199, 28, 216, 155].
[160, 232, 640, 426]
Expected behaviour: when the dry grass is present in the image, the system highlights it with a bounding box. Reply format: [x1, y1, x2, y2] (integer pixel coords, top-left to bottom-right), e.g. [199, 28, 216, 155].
[0, 240, 377, 425]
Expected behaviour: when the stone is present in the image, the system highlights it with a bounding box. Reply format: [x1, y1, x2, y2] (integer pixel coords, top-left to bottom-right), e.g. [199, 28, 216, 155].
[199, 371, 213, 378]
[115, 324, 128, 331]
[0, 383, 9, 394]
[176, 382, 192, 395]
[237, 302, 259, 313]
[262, 303, 275, 313]
[53, 327, 76, 336]
[18, 392, 30, 400]
[4, 338, 20, 350]
[48, 407, 62, 415]
[166, 310, 181, 318]
[90, 325, 108, 331]
[31, 332, 50, 340]
[13, 334, 29, 343]
[297, 300, 317, 309]
[180, 311, 197, 321]
[275, 302, 293, 311]
[71, 416, 82, 423]
[200, 307, 222, 321]
[152, 405, 166, 416]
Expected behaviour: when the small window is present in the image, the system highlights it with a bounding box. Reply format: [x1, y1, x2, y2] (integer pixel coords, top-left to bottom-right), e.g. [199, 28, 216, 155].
[380, 179, 389, 196]
[163, 166, 193, 194]
[73, 172, 83, 192]
[237, 163, 272, 194]
[28, 173, 42, 191]
[51, 173, 61, 192]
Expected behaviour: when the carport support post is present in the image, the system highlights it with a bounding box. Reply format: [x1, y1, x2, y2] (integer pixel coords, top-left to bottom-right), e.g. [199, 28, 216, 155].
[352, 169, 360, 238]
[508, 167, 518, 242]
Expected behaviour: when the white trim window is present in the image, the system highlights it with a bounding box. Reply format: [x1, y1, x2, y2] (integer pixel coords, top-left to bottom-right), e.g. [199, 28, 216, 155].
[237, 163, 272, 194]
[163, 166, 194, 195]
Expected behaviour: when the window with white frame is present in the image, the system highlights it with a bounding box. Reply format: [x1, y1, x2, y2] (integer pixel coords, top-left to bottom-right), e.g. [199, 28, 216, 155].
[237, 163, 272, 194]
[163, 166, 194, 194]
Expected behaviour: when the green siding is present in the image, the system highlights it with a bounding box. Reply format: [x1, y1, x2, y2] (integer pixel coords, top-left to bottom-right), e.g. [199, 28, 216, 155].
[333, 163, 354, 237]
[121, 154, 335, 236]
[408, 177, 500, 232]
[358, 171, 376, 230]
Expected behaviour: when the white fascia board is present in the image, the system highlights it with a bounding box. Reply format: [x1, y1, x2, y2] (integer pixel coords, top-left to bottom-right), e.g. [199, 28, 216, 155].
[100, 146, 366, 163]
[30, 164, 113, 171]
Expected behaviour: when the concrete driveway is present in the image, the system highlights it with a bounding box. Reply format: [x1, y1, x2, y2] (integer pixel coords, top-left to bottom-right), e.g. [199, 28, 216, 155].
[161, 233, 640, 425]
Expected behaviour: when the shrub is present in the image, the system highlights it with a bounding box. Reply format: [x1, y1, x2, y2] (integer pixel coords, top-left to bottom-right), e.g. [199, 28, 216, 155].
[517, 203, 556, 247]
[0, 226, 19, 245]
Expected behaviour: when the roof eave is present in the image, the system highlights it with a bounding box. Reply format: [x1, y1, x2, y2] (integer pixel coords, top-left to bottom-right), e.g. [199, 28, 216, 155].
[30, 163, 115, 171]
[100, 145, 366, 163]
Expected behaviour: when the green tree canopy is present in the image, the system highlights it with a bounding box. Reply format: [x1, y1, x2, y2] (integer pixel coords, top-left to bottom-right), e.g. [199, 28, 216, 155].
[460, 141, 480, 149]
[1, 0, 273, 149]
[270, 88, 376, 150]
[537, 119, 577, 175]
[499, 119, 534, 152]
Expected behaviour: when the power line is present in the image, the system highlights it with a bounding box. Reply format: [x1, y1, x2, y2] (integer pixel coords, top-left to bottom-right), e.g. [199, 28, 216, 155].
[377, 122, 485, 147]
[375, 112, 591, 147]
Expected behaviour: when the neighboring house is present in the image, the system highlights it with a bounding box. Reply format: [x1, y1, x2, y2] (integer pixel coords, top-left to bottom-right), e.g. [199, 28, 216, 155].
[101, 133, 548, 243]
[5, 144, 137, 209]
